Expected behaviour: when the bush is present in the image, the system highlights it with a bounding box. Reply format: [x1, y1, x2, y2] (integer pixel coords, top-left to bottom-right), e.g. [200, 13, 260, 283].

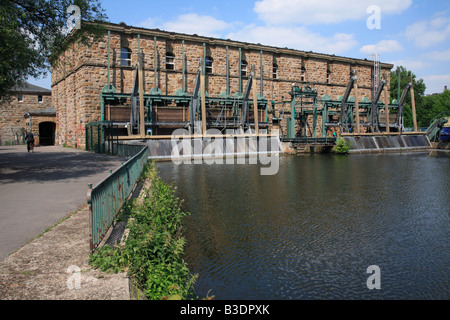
[89, 163, 197, 300]
[333, 137, 352, 154]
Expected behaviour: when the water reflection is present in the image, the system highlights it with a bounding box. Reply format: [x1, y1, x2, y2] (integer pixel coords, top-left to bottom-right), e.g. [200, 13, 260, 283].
[156, 152, 450, 300]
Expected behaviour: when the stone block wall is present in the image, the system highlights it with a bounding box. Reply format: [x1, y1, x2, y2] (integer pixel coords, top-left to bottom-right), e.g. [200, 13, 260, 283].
[52, 23, 393, 148]
[0, 92, 52, 146]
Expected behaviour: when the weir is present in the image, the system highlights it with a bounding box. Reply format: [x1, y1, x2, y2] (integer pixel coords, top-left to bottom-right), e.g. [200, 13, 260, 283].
[343, 134, 431, 153]
[117, 134, 283, 161]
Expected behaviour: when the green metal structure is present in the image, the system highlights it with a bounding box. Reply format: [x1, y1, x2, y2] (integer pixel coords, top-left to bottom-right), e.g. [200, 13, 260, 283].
[98, 33, 269, 138]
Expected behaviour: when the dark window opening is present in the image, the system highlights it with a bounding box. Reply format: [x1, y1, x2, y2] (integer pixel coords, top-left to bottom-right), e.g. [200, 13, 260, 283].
[120, 48, 132, 67]
[166, 52, 175, 70]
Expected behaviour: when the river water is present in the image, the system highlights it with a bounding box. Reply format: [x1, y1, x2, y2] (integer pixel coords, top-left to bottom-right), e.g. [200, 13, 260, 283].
[156, 151, 450, 300]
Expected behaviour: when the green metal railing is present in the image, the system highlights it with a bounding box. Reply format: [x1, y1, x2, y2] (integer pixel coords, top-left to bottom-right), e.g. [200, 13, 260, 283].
[87, 145, 149, 251]
[86, 121, 119, 155]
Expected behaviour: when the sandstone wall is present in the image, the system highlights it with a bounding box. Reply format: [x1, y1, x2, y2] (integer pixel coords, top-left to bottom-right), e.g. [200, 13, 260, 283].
[52, 24, 393, 148]
[0, 93, 52, 146]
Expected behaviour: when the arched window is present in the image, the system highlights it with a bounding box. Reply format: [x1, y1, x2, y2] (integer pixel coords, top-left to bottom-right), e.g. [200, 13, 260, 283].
[273, 63, 278, 79]
[166, 52, 175, 70]
[120, 48, 131, 67]
[205, 56, 213, 74]
[241, 60, 248, 77]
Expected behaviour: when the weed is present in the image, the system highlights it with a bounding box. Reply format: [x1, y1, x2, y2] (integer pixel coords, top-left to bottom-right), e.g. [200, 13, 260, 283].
[89, 163, 197, 300]
[333, 137, 352, 154]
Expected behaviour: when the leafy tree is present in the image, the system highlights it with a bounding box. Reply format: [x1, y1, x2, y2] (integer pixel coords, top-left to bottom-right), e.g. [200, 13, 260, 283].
[0, 0, 108, 97]
[390, 66, 426, 127]
[419, 90, 450, 127]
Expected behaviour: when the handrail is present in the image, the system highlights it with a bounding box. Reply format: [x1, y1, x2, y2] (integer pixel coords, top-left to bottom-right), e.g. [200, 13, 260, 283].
[87, 145, 148, 251]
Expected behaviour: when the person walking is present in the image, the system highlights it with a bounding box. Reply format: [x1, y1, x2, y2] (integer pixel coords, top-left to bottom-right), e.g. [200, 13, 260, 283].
[25, 131, 35, 152]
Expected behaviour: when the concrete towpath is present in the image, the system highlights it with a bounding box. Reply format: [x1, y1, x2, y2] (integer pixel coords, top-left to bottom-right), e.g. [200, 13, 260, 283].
[0, 145, 130, 299]
[0, 205, 129, 300]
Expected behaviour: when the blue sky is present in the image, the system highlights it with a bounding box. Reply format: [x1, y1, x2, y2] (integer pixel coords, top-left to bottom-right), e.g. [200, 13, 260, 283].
[29, 0, 450, 95]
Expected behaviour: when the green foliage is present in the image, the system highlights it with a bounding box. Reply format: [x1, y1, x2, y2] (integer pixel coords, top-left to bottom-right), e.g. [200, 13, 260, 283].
[333, 137, 352, 154]
[390, 66, 426, 106]
[389, 65, 449, 128]
[0, 0, 108, 96]
[89, 164, 197, 300]
[418, 90, 450, 127]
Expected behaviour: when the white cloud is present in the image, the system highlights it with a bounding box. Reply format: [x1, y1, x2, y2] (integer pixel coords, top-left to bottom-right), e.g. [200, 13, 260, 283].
[405, 16, 450, 48]
[160, 14, 232, 38]
[360, 40, 403, 54]
[254, 0, 412, 25]
[422, 74, 450, 94]
[426, 48, 450, 61]
[388, 59, 429, 71]
[139, 14, 233, 38]
[139, 17, 159, 29]
[226, 25, 357, 55]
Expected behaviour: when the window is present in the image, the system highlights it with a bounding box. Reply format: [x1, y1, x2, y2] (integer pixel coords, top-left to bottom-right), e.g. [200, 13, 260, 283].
[241, 60, 248, 77]
[273, 63, 278, 79]
[120, 48, 131, 67]
[205, 56, 213, 74]
[38, 95, 43, 103]
[326, 70, 331, 84]
[301, 67, 306, 82]
[166, 52, 175, 70]
[18, 94, 23, 102]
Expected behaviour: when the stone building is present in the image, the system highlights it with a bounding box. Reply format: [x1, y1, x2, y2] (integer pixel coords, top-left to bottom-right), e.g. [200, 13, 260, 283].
[51, 22, 393, 149]
[0, 82, 55, 146]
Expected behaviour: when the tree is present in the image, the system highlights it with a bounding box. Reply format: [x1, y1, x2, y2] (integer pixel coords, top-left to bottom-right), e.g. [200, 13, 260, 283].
[419, 90, 450, 127]
[0, 0, 108, 97]
[390, 66, 426, 127]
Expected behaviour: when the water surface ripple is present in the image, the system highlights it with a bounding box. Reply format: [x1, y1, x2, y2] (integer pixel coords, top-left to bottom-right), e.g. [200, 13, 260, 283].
[157, 152, 450, 299]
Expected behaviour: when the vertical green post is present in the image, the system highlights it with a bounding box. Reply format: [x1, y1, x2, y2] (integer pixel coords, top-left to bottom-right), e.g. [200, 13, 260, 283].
[239, 47, 242, 94]
[313, 100, 317, 138]
[138, 34, 140, 53]
[90, 125, 93, 151]
[182, 40, 186, 92]
[203, 43, 206, 77]
[107, 31, 111, 88]
[289, 96, 296, 138]
[397, 68, 400, 104]
[154, 37, 158, 89]
[100, 96, 105, 122]
[260, 50, 263, 97]
[226, 46, 230, 96]
[322, 105, 327, 137]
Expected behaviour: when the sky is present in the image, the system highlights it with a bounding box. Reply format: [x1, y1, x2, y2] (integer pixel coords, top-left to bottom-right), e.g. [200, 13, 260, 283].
[28, 0, 450, 95]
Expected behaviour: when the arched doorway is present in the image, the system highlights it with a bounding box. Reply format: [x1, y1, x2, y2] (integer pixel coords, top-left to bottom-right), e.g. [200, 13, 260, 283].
[39, 122, 56, 146]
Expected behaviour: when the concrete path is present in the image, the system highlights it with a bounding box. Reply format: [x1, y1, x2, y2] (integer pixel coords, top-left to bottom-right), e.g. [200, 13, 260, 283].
[0, 145, 125, 261]
[0, 205, 129, 300]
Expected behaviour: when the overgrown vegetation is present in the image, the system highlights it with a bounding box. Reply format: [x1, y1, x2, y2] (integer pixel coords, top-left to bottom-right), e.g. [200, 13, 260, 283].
[333, 137, 352, 154]
[89, 163, 197, 300]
